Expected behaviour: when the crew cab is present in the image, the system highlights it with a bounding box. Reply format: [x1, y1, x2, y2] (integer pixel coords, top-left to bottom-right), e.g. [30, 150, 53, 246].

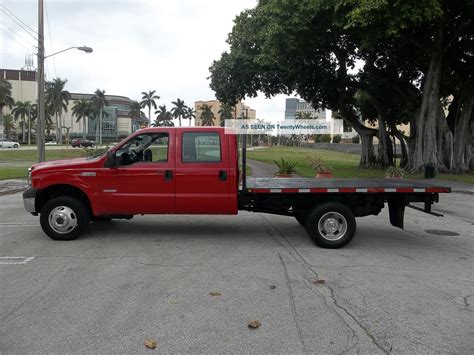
[23, 127, 450, 248]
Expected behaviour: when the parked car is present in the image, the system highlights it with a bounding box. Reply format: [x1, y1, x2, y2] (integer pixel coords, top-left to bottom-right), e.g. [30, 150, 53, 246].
[0, 139, 20, 148]
[71, 138, 95, 148]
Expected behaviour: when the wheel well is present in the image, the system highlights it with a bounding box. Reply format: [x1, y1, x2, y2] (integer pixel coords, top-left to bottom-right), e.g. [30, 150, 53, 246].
[36, 184, 92, 215]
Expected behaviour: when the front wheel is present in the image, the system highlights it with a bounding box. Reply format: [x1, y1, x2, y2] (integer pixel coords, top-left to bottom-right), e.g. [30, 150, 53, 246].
[13, 144, 19, 148]
[305, 203, 356, 248]
[40, 196, 90, 240]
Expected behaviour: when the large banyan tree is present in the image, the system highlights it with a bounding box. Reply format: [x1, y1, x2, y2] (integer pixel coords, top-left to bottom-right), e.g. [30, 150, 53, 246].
[209, 0, 474, 172]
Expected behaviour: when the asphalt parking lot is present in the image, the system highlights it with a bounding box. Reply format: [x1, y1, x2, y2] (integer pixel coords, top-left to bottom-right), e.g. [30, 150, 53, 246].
[0, 191, 473, 353]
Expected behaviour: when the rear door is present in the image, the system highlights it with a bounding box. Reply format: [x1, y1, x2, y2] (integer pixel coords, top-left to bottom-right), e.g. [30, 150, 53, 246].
[175, 129, 231, 214]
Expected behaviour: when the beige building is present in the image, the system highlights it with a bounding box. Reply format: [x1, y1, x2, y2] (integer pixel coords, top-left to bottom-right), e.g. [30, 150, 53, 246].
[194, 100, 256, 126]
[2, 68, 146, 142]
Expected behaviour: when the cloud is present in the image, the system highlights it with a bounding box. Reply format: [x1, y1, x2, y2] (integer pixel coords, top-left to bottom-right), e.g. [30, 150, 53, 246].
[1, 0, 288, 120]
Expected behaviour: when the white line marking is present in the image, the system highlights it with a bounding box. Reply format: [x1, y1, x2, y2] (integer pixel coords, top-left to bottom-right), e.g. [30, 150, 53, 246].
[0, 256, 35, 265]
[270, 189, 282, 193]
[385, 188, 397, 193]
[299, 189, 310, 193]
[356, 188, 368, 193]
[327, 189, 338, 193]
[414, 188, 425, 193]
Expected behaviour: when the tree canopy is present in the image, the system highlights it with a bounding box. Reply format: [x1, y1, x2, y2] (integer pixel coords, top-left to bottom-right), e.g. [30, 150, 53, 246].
[209, 0, 474, 171]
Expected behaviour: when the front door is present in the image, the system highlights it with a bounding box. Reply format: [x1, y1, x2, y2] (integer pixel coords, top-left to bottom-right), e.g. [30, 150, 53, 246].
[98, 131, 175, 215]
[175, 129, 231, 214]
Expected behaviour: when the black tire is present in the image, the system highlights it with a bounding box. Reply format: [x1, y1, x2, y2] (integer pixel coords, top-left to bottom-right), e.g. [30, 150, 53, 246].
[13, 144, 19, 148]
[40, 196, 90, 240]
[295, 212, 307, 226]
[305, 202, 356, 249]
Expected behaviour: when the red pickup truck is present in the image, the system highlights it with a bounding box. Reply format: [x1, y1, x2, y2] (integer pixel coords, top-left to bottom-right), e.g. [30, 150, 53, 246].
[23, 127, 450, 248]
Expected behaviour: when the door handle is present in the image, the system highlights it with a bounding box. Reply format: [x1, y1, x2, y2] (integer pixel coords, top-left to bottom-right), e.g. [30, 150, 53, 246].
[164, 170, 173, 181]
[219, 170, 227, 181]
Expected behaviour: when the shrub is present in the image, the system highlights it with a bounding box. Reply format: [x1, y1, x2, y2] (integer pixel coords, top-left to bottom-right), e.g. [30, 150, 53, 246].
[273, 158, 298, 175]
[352, 135, 360, 144]
[385, 166, 404, 178]
[81, 146, 109, 158]
[308, 155, 331, 173]
[332, 135, 341, 143]
[318, 134, 331, 143]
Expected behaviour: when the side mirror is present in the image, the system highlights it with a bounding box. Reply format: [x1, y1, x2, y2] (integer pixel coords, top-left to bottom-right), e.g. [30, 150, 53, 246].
[104, 151, 117, 168]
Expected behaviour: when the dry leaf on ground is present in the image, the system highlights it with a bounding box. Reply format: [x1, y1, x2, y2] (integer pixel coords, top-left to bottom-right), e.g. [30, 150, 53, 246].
[311, 278, 326, 284]
[248, 320, 261, 328]
[144, 339, 157, 349]
[209, 291, 222, 296]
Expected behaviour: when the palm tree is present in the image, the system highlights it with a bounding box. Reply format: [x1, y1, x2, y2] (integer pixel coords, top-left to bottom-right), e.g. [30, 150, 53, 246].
[153, 105, 174, 127]
[3, 114, 15, 139]
[128, 101, 143, 119]
[184, 106, 196, 126]
[91, 89, 109, 145]
[72, 98, 93, 139]
[218, 104, 233, 127]
[12, 101, 32, 142]
[199, 104, 215, 126]
[140, 90, 160, 125]
[0, 79, 15, 139]
[45, 78, 70, 143]
[45, 109, 55, 141]
[28, 103, 37, 145]
[171, 98, 187, 127]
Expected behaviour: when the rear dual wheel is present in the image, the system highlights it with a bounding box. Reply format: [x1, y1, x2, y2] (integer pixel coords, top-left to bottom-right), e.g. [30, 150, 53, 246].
[304, 202, 356, 249]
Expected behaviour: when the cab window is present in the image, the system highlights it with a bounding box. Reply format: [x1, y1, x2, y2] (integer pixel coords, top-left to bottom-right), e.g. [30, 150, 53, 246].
[116, 133, 168, 165]
[182, 132, 221, 163]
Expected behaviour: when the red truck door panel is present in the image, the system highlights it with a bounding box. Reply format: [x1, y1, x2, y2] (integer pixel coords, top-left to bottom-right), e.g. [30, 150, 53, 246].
[98, 131, 175, 214]
[175, 129, 231, 214]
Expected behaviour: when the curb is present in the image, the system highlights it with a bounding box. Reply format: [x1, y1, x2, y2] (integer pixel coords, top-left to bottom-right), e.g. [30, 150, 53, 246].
[0, 188, 27, 196]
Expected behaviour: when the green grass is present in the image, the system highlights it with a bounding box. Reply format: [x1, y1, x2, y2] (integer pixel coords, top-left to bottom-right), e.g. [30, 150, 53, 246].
[247, 146, 474, 184]
[0, 149, 85, 180]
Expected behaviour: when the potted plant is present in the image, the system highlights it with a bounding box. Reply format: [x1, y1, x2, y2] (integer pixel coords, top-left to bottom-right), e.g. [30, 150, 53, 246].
[309, 156, 334, 178]
[385, 166, 404, 179]
[273, 158, 298, 177]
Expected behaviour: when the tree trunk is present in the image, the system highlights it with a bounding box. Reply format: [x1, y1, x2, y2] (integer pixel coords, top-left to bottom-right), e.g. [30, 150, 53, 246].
[83, 117, 87, 139]
[410, 30, 444, 172]
[453, 95, 474, 172]
[99, 108, 103, 145]
[22, 117, 26, 142]
[28, 112, 31, 145]
[435, 105, 453, 172]
[376, 118, 394, 168]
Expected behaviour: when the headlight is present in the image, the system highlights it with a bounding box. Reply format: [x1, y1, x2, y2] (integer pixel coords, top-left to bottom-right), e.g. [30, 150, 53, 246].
[27, 167, 32, 186]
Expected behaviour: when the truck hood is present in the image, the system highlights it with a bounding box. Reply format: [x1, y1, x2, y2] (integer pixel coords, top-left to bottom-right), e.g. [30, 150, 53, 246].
[31, 156, 103, 172]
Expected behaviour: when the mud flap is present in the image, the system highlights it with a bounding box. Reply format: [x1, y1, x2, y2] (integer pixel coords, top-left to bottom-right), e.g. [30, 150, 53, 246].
[388, 197, 406, 229]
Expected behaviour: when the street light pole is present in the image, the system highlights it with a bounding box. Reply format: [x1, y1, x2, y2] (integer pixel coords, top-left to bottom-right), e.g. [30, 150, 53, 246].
[36, 0, 93, 163]
[37, 0, 45, 162]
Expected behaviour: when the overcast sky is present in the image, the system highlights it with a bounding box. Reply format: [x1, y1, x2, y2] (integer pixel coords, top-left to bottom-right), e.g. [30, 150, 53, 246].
[0, 0, 289, 121]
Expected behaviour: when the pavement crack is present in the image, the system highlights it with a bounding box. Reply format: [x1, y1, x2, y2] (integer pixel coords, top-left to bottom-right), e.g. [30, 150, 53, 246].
[463, 295, 473, 312]
[261, 214, 319, 278]
[278, 253, 307, 354]
[307, 264, 474, 284]
[302, 281, 360, 353]
[325, 283, 390, 355]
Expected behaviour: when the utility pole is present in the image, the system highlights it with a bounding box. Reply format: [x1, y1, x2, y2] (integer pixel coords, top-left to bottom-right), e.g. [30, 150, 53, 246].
[37, 0, 46, 162]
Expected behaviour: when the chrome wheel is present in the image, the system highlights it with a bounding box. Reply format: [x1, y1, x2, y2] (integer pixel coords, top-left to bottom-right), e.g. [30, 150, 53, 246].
[317, 212, 347, 241]
[48, 206, 78, 234]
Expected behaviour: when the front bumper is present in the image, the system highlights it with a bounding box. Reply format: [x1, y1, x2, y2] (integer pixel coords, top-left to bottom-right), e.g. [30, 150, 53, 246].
[23, 188, 38, 214]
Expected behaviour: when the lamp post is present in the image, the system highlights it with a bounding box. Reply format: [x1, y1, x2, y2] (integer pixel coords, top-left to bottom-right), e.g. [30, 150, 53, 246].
[37, 1, 93, 162]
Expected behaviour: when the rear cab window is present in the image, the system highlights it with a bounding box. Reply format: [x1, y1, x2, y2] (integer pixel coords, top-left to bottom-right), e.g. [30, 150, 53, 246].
[182, 132, 221, 163]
